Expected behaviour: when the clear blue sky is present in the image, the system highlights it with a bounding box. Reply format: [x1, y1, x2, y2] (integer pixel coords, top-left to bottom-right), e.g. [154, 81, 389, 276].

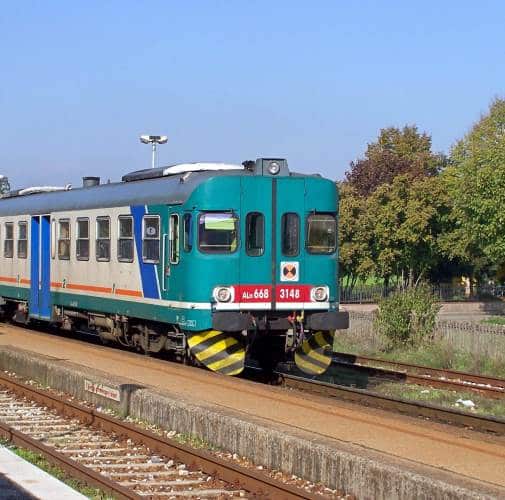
[1, 1, 504, 188]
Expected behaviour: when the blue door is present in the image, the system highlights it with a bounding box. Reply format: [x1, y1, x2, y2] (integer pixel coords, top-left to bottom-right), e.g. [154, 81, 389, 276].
[30, 216, 52, 320]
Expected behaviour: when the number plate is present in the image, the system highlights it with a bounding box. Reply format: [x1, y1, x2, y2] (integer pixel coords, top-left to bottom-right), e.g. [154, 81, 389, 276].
[234, 285, 272, 302]
[276, 285, 311, 302]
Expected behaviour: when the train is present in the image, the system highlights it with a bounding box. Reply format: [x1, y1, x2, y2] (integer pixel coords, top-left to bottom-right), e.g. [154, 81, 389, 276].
[0, 157, 348, 376]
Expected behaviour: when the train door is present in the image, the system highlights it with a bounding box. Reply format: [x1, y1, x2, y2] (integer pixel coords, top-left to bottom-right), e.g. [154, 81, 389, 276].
[29, 215, 51, 320]
[162, 211, 180, 294]
[275, 177, 306, 299]
[239, 176, 273, 302]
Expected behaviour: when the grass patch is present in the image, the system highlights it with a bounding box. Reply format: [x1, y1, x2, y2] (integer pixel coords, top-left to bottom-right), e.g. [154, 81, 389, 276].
[334, 335, 505, 379]
[481, 316, 505, 326]
[374, 382, 505, 419]
[0, 439, 112, 499]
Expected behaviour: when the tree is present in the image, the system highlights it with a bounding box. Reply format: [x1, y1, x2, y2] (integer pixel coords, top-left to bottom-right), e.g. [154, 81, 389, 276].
[366, 174, 450, 287]
[338, 182, 375, 287]
[346, 126, 445, 196]
[443, 99, 505, 276]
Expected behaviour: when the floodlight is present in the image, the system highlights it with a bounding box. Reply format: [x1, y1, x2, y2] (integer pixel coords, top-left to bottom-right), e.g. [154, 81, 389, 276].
[139, 134, 168, 168]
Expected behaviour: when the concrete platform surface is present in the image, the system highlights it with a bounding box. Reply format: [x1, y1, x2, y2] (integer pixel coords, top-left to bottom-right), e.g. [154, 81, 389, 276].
[0, 324, 504, 499]
[0, 446, 86, 500]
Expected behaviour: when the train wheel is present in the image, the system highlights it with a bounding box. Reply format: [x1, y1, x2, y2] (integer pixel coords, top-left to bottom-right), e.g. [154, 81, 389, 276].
[187, 330, 245, 376]
[294, 330, 334, 376]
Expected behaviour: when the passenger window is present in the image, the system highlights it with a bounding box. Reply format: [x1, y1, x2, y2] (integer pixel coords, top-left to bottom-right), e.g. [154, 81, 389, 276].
[76, 218, 90, 261]
[246, 212, 264, 256]
[17, 221, 28, 259]
[96, 217, 110, 262]
[183, 213, 192, 252]
[169, 214, 179, 264]
[281, 213, 299, 256]
[143, 215, 160, 263]
[118, 216, 134, 262]
[306, 213, 337, 254]
[4, 223, 13, 258]
[58, 219, 70, 260]
[198, 212, 238, 253]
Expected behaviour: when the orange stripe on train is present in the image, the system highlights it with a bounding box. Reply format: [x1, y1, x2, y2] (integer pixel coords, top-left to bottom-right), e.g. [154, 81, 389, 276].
[115, 288, 143, 297]
[0, 276, 18, 284]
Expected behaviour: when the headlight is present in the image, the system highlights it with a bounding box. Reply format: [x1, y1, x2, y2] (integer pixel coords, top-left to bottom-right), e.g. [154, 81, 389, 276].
[213, 286, 232, 302]
[268, 161, 280, 175]
[311, 286, 328, 302]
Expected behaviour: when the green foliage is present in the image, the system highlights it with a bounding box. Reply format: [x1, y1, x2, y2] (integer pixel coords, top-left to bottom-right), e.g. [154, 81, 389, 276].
[345, 125, 445, 196]
[339, 174, 451, 286]
[0, 440, 112, 499]
[442, 98, 505, 272]
[374, 286, 440, 349]
[481, 316, 505, 326]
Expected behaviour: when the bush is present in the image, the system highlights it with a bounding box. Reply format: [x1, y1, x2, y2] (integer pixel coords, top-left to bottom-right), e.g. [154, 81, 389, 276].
[374, 286, 440, 350]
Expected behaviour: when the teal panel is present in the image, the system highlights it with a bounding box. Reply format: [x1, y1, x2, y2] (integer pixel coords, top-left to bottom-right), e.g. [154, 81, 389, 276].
[275, 177, 306, 283]
[0, 284, 30, 301]
[304, 178, 339, 306]
[239, 176, 272, 287]
[51, 291, 211, 331]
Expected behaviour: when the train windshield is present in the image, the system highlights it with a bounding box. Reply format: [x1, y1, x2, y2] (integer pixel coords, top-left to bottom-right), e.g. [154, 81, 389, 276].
[198, 212, 238, 253]
[306, 213, 337, 254]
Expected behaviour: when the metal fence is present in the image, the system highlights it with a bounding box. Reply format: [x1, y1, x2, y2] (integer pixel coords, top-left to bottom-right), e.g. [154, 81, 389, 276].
[342, 311, 505, 361]
[339, 283, 505, 303]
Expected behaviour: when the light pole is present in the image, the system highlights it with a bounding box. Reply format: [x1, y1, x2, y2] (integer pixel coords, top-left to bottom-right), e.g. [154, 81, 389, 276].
[139, 135, 168, 169]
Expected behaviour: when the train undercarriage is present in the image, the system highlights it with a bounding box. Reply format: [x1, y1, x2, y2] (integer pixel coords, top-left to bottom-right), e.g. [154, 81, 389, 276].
[1, 298, 349, 377]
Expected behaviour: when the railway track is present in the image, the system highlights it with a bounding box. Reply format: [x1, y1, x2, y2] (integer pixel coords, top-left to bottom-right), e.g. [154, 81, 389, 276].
[332, 352, 505, 399]
[280, 372, 505, 435]
[0, 372, 320, 499]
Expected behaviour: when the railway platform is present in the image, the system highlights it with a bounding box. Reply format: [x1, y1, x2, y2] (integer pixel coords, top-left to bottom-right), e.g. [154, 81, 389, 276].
[0, 324, 503, 499]
[0, 446, 85, 499]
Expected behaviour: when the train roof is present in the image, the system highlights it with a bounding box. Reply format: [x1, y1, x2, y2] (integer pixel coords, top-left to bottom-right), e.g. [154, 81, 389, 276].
[0, 168, 246, 216]
[0, 159, 325, 216]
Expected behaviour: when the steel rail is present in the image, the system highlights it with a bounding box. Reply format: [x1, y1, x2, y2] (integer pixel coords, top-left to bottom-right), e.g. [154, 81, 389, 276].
[332, 352, 505, 399]
[281, 373, 505, 435]
[0, 372, 317, 500]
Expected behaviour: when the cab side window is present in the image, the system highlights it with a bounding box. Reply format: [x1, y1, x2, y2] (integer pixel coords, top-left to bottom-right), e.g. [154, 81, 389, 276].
[281, 213, 299, 256]
[169, 214, 179, 264]
[306, 213, 337, 254]
[246, 212, 264, 256]
[183, 213, 192, 252]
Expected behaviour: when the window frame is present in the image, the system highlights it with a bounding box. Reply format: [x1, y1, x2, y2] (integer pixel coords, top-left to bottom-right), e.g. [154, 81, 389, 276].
[96, 216, 111, 262]
[169, 214, 180, 264]
[305, 212, 338, 255]
[17, 221, 28, 259]
[142, 214, 161, 264]
[197, 211, 239, 254]
[76, 217, 90, 261]
[245, 212, 265, 257]
[58, 218, 71, 260]
[4, 222, 13, 258]
[281, 212, 300, 257]
[183, 213, 192, 252]
[117, 215, 134, 263]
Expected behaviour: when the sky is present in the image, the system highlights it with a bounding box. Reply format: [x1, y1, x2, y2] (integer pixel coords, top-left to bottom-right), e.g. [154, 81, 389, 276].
[0, 1, 504, 189]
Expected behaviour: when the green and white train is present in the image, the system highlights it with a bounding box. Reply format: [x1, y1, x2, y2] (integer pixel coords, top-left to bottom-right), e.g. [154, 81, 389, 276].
[0, 158, 348, 376]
